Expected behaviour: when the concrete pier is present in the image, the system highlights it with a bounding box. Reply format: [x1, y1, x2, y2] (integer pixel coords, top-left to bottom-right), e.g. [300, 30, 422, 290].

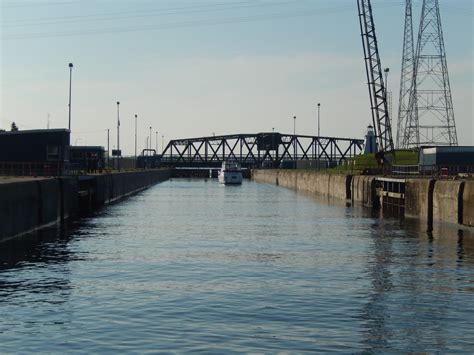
[0, 169, 171, 242]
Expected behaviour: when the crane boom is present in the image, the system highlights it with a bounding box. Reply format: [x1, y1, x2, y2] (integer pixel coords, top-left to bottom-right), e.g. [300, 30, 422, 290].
[357, 0, 395, 159]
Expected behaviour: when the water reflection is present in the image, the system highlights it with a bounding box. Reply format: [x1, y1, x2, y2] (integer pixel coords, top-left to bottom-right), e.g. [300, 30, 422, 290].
[0, 180, 473, 352]
[0, 223, 78, 303]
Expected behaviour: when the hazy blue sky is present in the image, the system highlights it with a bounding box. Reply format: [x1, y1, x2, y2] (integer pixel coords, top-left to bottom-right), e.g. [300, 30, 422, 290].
[1, 0, 472, 154]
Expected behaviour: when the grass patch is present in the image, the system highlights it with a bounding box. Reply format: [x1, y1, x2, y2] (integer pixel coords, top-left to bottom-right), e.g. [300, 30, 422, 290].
[324, 150, 419, 175]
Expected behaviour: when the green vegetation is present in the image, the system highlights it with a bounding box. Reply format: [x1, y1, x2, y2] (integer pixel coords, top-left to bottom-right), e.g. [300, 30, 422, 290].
[325, 150, 419, 175]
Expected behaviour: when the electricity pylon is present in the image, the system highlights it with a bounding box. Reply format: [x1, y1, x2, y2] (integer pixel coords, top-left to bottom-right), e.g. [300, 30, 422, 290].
[403, 0, 458, 148]
[397, 0, 417, 149]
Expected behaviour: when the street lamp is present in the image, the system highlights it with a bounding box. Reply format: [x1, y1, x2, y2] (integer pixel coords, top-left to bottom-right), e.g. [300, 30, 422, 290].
[272, 127, 275, 167]
[68, 63, 73, 131]
[106, 128, 110, 167]
[149, 126, 152, 151]
[317, 103, 321, 137]
[384, 67, 392, 128]
[117, 101, 120, 171]
[162, 135, 164, 153]
[134, 114, 138, 160]
[317, 103, 321, 167]
[293, 116, 296, 166]
[155, 131, 158, 152]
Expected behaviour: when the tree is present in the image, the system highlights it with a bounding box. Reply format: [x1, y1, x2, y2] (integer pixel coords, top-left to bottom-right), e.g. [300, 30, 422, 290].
[10, 122, 18, 131]
[0, 129, 5, 133]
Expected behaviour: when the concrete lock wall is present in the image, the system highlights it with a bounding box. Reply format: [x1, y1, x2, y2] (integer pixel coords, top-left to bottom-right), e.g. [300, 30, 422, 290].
[351, 176, 377, 208]
[0, 169, 171, 242]
[405, 179, 434, 221]
[252, 169, 473, 228]
[252, 170, 351, 200]
[0, 180, 42, 239]
[463, 181, 474, 227]
[432, 180, 464, 225]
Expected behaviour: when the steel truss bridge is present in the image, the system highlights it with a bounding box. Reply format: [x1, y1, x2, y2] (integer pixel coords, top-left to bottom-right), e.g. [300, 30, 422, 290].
[161, 133, 364, 168]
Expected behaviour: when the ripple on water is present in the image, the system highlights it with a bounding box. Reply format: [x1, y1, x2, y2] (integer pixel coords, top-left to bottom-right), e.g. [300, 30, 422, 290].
[0, 179, 473, 352]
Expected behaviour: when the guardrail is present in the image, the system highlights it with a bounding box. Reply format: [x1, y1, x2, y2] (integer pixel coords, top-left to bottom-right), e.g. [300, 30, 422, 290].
[0, 162, 85, 177]
[389, 165, 474, 178]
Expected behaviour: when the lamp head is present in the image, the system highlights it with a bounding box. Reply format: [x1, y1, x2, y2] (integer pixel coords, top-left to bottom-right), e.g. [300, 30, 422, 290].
[69, 63, 73, 68]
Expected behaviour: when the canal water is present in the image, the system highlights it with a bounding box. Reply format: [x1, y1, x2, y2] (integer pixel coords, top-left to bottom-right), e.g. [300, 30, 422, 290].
[1, 179, 473, 352]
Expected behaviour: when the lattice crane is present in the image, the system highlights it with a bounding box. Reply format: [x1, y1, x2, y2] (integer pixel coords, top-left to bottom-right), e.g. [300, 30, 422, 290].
[357, 0, 395, 163]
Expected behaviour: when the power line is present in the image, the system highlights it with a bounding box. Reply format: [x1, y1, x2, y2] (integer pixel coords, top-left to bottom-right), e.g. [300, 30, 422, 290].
[2, 2, 403, 40]
[2, 1, 294, 27]
[1, 1, 80, 9]
[1, 0, 257, 24]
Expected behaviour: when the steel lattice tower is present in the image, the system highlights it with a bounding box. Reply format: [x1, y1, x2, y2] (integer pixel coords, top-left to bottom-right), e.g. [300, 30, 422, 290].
[397, 0, 417, 148]
[357, 0, 395, 155]
[404, 0, 458, 147]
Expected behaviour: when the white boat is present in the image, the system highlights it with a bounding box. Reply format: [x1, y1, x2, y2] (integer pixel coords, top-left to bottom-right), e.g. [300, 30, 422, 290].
[218, 161, 243, 185]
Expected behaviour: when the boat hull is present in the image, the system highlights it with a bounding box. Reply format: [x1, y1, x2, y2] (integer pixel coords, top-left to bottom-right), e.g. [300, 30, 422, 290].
[218, 171, 243, 185]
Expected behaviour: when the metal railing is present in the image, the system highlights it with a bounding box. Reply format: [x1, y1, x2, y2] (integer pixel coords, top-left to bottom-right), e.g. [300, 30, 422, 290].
[0, 161, 64, 177]
[390, 164, 474, 178]
[0, 161, 86, 177]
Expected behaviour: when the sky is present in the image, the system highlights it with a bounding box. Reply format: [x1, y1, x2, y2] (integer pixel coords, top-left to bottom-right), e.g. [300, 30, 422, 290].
[0, 0, 472, 155]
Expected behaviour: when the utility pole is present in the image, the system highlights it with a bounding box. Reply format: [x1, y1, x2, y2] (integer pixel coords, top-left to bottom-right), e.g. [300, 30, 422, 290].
[155, 131, 158, 152]
[162, 135, 164, 153]
[68, 63, 73, 131]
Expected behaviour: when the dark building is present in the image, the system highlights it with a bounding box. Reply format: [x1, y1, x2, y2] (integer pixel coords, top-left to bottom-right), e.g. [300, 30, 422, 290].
[0, 129, 70, 176]
[419, 146, 474, 174]
[137, 154, 161, 169]
[70, 146, 105, 172]
[0, 129, 70, 163]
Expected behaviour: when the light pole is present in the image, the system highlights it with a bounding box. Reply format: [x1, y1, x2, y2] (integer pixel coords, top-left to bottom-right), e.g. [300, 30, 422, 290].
[134, 114, 138, 160]
[155, 131, 158, 152]
[293, 116, 296, 168]
[384, 68, 391, 122]
[149, 126, 152, 152]
[162, 135, 164, 153]
[117, 101, 120, 171]
[317, 103, 321, 167]
[272, 127, 275, 167]
[106, 128, 110, 167]
[317, 103, 321, 137]
[68, 63, 73, 131]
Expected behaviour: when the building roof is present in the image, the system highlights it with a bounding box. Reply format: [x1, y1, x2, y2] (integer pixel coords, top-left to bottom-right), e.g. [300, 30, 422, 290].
[70, 146, 105, 150]
[421, 146, 474, 154]
[0, 128, 70, 136]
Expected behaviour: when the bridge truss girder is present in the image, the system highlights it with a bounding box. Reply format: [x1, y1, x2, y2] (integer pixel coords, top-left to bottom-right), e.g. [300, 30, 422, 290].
[161, 133, 364, 168]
